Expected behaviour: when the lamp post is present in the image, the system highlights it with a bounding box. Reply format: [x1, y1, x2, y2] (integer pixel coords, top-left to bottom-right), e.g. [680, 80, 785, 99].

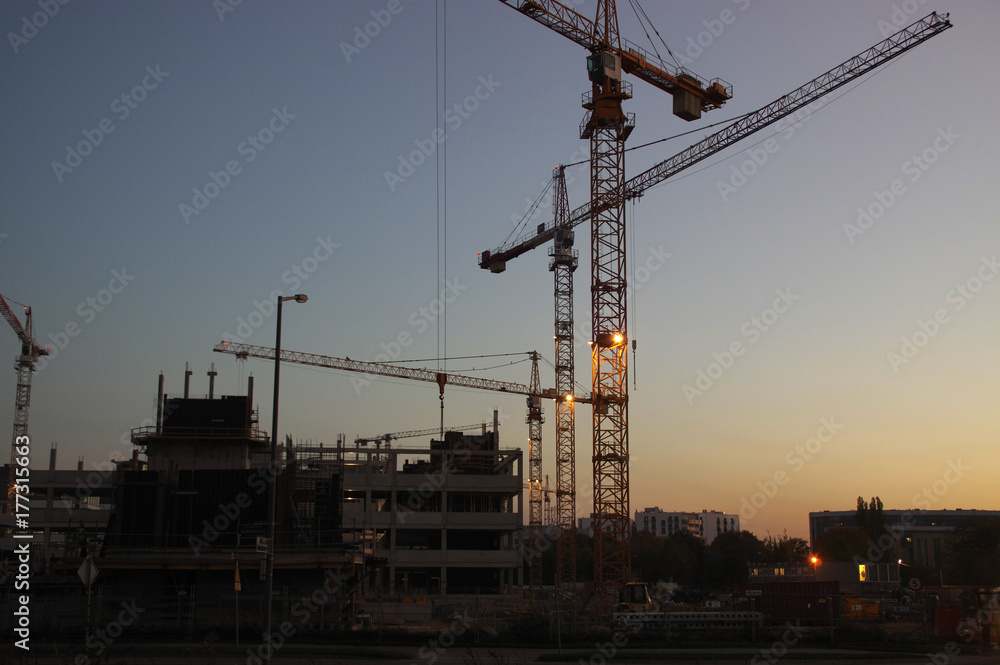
[263, 293, 307, 664]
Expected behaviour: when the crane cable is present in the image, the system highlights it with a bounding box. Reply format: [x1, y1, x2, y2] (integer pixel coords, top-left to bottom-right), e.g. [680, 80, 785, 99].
[628, 0, 684, 71]
[637, 61, 901, 196]
[629, 196, 638, 389]
[500, 177, 555, 248]
[435, 0, 448, 438]
[562, 116, 740, 168]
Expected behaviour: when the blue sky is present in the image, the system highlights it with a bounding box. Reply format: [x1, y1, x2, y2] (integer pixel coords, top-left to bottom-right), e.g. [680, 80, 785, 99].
[2, 1, 998, 540]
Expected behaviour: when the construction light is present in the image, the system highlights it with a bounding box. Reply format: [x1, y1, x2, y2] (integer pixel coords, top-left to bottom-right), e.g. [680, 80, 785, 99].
[613, 333, 623, 344]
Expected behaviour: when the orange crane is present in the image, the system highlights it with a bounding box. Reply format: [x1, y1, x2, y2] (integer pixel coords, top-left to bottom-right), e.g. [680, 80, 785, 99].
[482, 6, 952, 596]
[493, 0, 733, 596]
[213, 341, 590, 586]
[1, 294, 48, 512]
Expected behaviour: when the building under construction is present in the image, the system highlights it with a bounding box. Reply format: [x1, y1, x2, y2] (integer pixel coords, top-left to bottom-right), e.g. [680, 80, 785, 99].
[298, 425, 524, 596]
[14, 371, 522, 634]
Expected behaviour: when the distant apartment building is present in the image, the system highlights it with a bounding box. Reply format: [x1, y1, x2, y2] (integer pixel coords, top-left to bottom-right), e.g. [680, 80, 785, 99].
[635, 507, 739, 544]
[809, 508, 1000, 569]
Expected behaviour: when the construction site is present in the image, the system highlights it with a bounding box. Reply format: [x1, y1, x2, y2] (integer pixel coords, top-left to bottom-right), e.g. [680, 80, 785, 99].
[5, 1, 999, 660]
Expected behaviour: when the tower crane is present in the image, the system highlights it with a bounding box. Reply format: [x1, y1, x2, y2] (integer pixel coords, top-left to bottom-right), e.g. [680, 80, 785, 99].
[214, 341, 591, 586]
[494, 0, 734, 596]
[355, 423, 490, 447]
[1, 294, 49, 512]
[480, 8, 952, 595]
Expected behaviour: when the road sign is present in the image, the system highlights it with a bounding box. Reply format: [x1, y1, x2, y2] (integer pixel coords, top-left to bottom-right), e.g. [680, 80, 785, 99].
[256, 537, 270, 553]
[746, 589, 762, 597]
[77, 556, 99, 586]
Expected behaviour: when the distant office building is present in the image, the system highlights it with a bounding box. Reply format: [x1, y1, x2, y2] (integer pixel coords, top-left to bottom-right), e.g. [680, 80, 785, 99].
[809, 508, 1000, 569]
[635, 507, 739, 544]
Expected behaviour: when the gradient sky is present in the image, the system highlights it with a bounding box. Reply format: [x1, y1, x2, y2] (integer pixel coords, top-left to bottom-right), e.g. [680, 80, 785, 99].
[2, 1, 998, 541]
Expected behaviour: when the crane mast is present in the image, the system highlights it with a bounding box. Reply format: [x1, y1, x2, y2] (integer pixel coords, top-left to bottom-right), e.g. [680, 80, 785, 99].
[527, 351, 544, 587]
[549, 166, 578, 589]
[1, 294, 48, 512]
[580, 0, 633, 593]
[483, 5, 951, 598]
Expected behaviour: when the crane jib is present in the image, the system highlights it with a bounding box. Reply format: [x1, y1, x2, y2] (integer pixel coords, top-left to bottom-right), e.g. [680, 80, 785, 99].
[478, 12, 951, 273]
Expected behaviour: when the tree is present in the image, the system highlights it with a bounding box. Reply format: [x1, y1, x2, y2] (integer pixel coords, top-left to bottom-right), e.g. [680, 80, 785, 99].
[856, 495, 886, 542]
[942, 517, 1000, 585]
[658, 530, 707, 587]
[705, 530, 764, 587]
[761, 531, 810, 563]
[813, 526, 870, 562]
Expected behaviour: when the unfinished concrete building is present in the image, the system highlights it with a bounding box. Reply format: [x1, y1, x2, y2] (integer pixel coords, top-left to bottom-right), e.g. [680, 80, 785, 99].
[291, 427, 524, 596]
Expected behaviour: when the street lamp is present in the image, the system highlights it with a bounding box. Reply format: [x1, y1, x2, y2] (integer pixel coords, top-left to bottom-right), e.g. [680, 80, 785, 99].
[263, 293, 307, 664]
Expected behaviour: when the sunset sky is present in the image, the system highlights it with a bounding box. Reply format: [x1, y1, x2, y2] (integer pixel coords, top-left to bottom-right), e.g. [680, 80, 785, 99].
[2, 1, 998, 540]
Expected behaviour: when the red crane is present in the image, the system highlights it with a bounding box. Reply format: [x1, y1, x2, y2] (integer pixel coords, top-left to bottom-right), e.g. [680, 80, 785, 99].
[1, 294, 48, 511]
